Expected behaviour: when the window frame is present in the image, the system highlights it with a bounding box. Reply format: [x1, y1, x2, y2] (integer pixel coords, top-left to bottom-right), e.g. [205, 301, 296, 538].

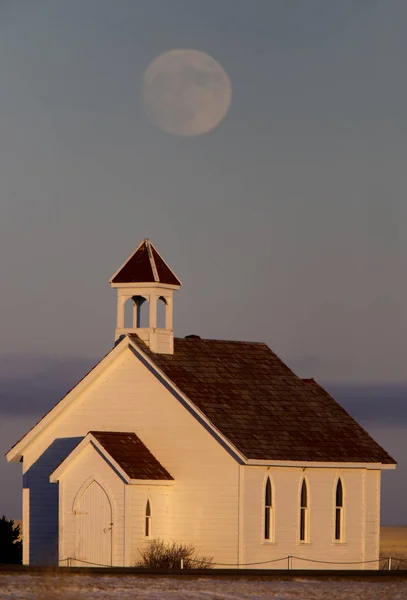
[144, 499, 152, 539]
[299, 478, 309, 543]
[334, 478, 344, 542]
[263, 476, 274, 542]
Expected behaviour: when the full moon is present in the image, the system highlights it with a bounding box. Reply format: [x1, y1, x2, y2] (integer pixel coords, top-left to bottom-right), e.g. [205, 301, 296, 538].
[141, 49, 232, 136]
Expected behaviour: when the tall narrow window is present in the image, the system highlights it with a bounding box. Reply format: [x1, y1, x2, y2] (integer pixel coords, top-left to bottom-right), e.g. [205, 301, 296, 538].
[335, 479, 343, 541]
[264, 477, 273, 540]
[145, 500, 151, 537]
[300, 480, 308, 542]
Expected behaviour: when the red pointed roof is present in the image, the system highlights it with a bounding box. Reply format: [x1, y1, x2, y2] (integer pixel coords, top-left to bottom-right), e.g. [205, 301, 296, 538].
[110, 239, 181, 286]
[90, 431, 173, 480]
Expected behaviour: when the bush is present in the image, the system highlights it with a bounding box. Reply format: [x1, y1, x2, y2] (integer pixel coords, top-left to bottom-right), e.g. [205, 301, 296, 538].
[136, 539, 213, 569]
[0, 515, 22, 564]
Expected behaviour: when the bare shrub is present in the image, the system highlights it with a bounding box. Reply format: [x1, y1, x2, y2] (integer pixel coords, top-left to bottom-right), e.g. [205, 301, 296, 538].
[136, 539, 213, 569]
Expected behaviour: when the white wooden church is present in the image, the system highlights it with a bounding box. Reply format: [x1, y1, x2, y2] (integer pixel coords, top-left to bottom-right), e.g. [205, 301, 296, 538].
[7, 239, 395, 569]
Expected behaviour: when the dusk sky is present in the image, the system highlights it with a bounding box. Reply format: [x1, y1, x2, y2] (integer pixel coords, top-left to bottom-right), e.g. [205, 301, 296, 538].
[0, 1, 406, 523]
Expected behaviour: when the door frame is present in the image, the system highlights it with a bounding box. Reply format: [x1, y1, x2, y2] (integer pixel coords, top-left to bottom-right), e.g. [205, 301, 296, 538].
[73, 476, 115, 566]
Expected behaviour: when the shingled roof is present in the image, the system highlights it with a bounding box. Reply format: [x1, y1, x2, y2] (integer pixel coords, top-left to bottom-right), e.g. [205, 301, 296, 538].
[110, 239, 181, 286]
[90, 431, 173, 480]
[130, 336, 395, 465]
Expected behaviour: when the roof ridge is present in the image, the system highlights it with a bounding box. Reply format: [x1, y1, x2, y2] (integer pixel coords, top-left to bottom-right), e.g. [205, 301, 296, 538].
[109, 239, 146, 283]
[90, 430, 135, 435]
[175, 337, 269, 346]
[146, 239, 159, 282]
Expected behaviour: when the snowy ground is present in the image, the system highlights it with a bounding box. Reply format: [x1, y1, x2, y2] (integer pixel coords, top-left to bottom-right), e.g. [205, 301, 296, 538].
[0, 574, 407, 600]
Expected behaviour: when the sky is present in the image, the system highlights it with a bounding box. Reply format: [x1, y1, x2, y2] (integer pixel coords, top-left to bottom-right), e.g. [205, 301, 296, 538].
[0, 1, 406, 524]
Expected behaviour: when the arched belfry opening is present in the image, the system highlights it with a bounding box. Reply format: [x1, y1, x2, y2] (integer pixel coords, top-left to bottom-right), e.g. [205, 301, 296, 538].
[157, 296, 167, 329]
[123, 296, 148, 329]
[133, 295, 150, 328]
[110, 239, 181, 354]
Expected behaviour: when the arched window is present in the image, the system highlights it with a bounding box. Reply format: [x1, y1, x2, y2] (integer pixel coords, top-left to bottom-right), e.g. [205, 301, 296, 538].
[335, 479, 343, 541]
[300, 479, 308, 542]
[145, 500, 151, 538]
[264, 477, 273, 540]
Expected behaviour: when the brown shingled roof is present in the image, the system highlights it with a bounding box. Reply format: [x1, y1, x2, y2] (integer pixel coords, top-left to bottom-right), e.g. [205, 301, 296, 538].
[90, 431, 173, 480]
[111, 239, 181, 286]
[130, 336, 395, 465]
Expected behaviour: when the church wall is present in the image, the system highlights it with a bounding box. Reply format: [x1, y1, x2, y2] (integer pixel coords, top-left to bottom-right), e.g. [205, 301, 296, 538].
[241, 466, 381, 570]
[54, 444, 126, 567]
[128, 485, 172, 566]
[364, 469, 381, 564]
[22, 347, 240, 566]
[19, 344, 383, 569]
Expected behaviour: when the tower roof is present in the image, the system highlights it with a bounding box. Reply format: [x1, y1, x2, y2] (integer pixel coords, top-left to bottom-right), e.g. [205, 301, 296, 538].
[110, 239, 181, 286]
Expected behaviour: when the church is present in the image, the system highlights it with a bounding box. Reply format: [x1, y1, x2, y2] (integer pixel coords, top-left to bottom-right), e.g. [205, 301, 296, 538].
[7, 239, 395, 569]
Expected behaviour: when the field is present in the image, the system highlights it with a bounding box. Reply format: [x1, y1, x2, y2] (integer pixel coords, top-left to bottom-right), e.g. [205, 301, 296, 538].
[380, 527, 407, 563]
[0, 573, 407, 600]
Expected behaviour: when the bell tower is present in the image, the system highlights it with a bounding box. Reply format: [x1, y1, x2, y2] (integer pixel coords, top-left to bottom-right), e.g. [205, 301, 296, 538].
[110, 239, 181, 354]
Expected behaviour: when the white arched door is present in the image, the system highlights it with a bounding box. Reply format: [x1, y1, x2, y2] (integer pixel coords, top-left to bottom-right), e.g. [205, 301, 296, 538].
[75, 480, 112, 566]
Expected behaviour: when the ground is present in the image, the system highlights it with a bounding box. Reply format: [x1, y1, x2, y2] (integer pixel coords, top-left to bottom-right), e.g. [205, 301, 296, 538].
[1, 574, 407, 600]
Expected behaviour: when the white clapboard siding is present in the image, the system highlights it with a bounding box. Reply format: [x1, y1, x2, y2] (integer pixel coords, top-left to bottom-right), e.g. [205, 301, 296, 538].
[23, 348, 239, 566]
[129, 486, 173, 565]
[54, 443, 126, 567]
[242, 466, 381, 570]
[20, 345, 382, 569]
[364, 469, 381, 564]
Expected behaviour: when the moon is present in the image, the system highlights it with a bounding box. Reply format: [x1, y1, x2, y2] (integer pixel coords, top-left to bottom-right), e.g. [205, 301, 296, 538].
[141, 49, 232, 136]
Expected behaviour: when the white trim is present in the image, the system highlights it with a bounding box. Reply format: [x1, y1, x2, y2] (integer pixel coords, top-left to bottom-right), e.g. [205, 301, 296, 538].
[361, 470, 366, 565]
[147, 239, 182, 286]
[124, 484, 131, 566]
[58, 478, 66, 565]
[50, 434, 131, 484]
[146, 240, 159, 282]
[112, 282, 180, 290]
[246, 459, 395, 470]
[6, 337, 130, 463]
[237, 464, 244, 567]
[375, 470, 381, 560]
[22, 488, 30, 565]
[144, 498, 152, 539]
[263, 474, 275, 543]
[128, 479, 174, 486]
[333, 476, 345, 543]
[298, 477, 310, 544]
